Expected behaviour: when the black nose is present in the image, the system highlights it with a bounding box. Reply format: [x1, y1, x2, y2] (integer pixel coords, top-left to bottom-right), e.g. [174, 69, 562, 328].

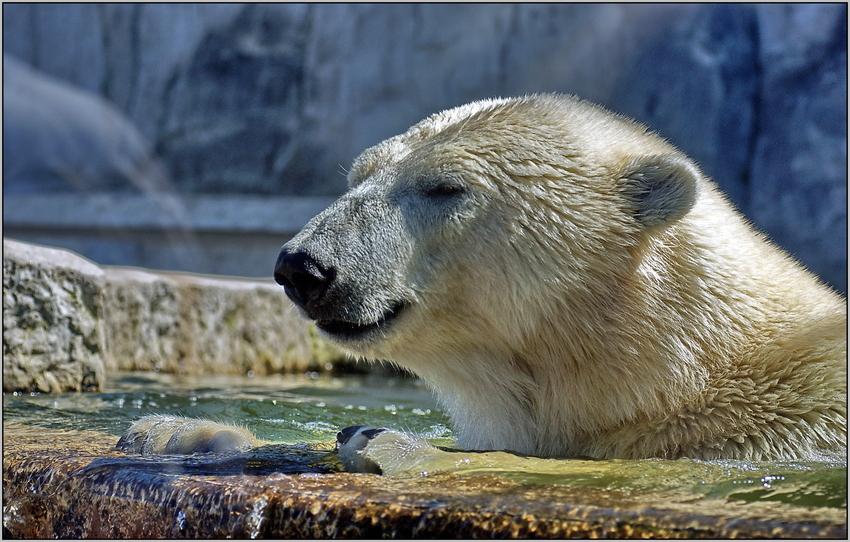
[274, 249, 334, 311]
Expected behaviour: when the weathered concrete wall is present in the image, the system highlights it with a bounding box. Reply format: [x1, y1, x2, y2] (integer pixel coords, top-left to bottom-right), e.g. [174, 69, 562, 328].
[3, 4, 846, 291]
[3, 238, 343, 393]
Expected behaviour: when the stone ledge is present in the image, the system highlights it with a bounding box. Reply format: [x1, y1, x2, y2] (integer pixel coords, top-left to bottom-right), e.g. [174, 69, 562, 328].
[3, 239, 106, 393]
[2, 194, 336, 235]
[3, 238, 345, 392]
[2, 194, 337, 278]
[2, 425, 845, 539]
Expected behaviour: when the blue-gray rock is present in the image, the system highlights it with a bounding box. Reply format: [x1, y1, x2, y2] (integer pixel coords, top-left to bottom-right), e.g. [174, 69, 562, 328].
[2, 4, 845, 291]
[748, 4, 847, 294]
[2, 54, 167, 195]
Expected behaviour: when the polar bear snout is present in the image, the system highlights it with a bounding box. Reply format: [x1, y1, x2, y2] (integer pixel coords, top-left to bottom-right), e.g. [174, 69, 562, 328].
[274, 248, 335, 312]
[274, 237, 411, 346]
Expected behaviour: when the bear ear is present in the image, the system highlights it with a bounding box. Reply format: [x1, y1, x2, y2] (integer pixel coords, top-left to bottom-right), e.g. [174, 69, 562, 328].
[620, 154, 700, 229]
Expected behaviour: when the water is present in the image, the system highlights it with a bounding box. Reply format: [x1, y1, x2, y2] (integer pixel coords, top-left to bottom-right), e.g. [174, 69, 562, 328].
[3, 371, 452, 445]
[4, 371, 845, 510]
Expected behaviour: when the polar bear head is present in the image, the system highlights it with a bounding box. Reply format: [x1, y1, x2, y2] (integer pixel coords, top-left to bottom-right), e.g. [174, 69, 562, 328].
[275, 94, 699, 367]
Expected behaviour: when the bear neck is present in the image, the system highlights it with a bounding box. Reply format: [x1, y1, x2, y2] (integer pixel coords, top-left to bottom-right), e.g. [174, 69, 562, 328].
[405, 189, 845, 459]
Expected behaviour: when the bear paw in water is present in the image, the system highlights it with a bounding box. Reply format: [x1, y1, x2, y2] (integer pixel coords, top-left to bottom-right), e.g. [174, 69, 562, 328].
[335, 425, 386, 473]
[116, 415, 258, 455]
[335, 425, 448, 475]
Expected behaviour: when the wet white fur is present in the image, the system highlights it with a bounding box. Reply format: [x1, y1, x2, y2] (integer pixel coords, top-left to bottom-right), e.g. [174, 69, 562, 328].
[334, 94, 846, 461]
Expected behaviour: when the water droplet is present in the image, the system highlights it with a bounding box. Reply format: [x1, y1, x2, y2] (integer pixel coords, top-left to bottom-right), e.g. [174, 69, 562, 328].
[176, 509, 186, 531]
[246, 498, 267, 539]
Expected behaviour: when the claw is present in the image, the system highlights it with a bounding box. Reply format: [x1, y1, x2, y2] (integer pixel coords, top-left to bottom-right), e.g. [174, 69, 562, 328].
[337, 425, 364, 445]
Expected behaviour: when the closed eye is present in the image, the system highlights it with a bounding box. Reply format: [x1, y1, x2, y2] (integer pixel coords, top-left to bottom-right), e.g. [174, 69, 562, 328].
[425, 183, 465, 197]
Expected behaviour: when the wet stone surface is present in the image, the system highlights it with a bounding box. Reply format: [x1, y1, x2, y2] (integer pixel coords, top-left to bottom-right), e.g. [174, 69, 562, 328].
[3, 424, 846, 539]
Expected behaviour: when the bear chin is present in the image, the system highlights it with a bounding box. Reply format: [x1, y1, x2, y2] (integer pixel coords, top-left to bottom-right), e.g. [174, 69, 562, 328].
[315, 301, 408, 343]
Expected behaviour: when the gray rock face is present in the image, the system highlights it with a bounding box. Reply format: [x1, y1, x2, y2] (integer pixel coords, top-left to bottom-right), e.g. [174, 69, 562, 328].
[749, 4, 847, 292]
[2, 4, 845, 291]
[100, 268, 181, 373]
[2, 55, 168, 195]
[3, 239, 106, 393]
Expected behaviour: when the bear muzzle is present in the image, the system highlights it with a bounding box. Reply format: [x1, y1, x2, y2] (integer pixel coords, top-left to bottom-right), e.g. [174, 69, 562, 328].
[274, 247, 407, 342]
[274, 248, 334, 311]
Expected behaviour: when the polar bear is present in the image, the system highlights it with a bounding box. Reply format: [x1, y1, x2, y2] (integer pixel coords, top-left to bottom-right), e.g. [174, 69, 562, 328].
[119, 94, 846, 472]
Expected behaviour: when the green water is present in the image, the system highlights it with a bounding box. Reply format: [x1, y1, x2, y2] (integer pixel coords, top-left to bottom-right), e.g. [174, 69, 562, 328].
[3, 371, 451, 445]
[3, 371, 846, 510]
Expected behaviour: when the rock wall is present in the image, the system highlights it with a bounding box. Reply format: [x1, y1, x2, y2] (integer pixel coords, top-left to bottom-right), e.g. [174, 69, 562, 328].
[3, 240, 106, 393]
[101, 267, 339, 376]
[2, 4, 845, 291]
[3, 239, 343, 393]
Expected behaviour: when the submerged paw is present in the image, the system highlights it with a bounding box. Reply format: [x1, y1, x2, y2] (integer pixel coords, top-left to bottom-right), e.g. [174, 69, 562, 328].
[336, 425, 443, 475]
[336, 425, 388, 473]
[337, 425, 387, 446]
[116, 415, 257, 455]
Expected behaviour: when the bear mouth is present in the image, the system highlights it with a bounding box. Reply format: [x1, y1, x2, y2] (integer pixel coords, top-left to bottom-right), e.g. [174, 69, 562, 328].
[316, 302, 406, 341]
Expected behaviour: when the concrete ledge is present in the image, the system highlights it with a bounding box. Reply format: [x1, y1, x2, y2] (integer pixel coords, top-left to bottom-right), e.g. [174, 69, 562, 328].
[3, 238, 344, 392]
[3, 425, 845, 539]
[2, 194, 336, 277]
[101, 267, 341, 376]
[2, 194, 336, 234]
